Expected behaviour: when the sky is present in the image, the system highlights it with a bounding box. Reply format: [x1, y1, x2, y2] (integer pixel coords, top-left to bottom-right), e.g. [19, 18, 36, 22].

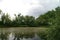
[0, 0, 60, 18]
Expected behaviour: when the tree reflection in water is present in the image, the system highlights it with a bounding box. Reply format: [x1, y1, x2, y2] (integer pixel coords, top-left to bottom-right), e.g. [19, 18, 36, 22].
[0, 32, 42, 40]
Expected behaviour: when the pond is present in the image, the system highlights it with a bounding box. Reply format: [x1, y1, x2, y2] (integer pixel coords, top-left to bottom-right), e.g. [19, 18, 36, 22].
[0, 27, 45, 40]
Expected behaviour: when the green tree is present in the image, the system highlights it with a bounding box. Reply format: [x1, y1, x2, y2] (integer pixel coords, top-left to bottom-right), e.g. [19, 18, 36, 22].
[1, 13, 11, 26]
[36, 14, 49, 26]
[24, 16, 36, 26]
[12, 13, 25, 26]
[47, 7, 60, 40]
[0, 10, 2, 14]
[36, 9, 56, 26]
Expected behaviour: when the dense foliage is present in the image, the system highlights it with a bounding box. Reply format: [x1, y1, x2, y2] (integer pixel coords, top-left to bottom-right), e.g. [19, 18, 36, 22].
[0, 7, 60, 27]
[47, 7, 60, 40]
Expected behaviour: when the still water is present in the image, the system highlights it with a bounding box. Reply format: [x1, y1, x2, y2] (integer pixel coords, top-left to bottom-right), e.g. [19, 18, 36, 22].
[0, 28, 44, 40]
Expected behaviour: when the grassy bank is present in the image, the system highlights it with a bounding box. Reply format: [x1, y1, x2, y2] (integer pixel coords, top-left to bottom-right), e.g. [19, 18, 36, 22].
[0, 27, 49, 33]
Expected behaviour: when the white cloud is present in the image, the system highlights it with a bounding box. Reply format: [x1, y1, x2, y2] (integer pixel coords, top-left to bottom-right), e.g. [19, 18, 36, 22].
[0, 0, 43, 16]
[0, 0, 60, 18]
[28, 0, 60, 17]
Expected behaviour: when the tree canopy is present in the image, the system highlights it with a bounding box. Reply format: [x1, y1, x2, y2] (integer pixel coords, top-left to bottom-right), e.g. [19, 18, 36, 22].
[0, 7, 60, 27]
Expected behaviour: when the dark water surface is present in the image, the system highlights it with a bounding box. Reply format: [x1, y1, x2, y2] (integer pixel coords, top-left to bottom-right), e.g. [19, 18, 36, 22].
[0, 28, 45, 40]
[0, 32, 43, 40]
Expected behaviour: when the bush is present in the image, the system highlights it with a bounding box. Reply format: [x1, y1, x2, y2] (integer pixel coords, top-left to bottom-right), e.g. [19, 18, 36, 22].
[47, 25, 60, 40]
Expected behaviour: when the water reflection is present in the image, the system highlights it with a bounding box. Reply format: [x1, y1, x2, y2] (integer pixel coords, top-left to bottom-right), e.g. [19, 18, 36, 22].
[0, 32, 8, 40]
[0, 32, 43, 40]
[8, 33, 15, 40]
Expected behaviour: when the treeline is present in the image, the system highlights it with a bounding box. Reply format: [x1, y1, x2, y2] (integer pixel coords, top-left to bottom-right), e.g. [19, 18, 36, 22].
[0, 7, 60, 27]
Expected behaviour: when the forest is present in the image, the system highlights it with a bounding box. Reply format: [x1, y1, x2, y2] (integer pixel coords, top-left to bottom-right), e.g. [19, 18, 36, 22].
[0, 7, 60, 27]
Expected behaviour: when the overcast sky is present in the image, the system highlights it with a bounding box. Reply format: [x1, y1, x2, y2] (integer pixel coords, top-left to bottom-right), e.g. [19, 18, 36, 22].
[0, 0, 60, 17]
